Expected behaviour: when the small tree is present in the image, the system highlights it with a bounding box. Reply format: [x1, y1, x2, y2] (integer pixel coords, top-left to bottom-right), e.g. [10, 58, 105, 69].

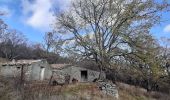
[0, 19, 8, 39]
[44, 32, 55, 53]
[160, 37, 170, 76]
[44, 31, 64, 55]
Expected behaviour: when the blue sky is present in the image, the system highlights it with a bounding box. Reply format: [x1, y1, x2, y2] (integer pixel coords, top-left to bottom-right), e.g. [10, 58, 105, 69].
[0, 0, 170, 44]
[0, 0, 71, 43]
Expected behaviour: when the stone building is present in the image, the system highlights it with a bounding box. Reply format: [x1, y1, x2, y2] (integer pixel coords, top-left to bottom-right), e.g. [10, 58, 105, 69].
[0, 59, 52, 81]
[50, 64, 106, 84]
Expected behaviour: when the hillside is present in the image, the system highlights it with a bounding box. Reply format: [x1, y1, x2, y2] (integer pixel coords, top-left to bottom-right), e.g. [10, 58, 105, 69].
[0, 77, 169, 100]
[117, 82, 170, 100]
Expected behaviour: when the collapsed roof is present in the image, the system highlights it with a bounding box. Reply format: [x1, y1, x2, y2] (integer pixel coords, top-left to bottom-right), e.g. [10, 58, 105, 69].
[0, 59, 46, 66]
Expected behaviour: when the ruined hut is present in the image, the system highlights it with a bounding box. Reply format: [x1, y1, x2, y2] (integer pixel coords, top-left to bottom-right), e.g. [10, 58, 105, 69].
[0, 59, 52, 81]
[50, 64, 106, 84]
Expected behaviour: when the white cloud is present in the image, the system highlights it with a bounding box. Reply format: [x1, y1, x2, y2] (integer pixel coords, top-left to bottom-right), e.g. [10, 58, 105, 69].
[21, 0, 72, 31]
[164, 24, 170, 33]
[21, 0, 54, 31]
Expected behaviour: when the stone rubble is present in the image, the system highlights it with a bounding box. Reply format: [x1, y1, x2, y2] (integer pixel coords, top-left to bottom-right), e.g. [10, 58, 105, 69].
[97, 80, 119, 99]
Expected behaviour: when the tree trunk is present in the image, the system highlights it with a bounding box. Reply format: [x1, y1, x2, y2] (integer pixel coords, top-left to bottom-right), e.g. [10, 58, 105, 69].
[147, 72, 151, 92]
[147, 79, 151, 92]
[98, 65, 103, 80]
[98, 61, 106, 80]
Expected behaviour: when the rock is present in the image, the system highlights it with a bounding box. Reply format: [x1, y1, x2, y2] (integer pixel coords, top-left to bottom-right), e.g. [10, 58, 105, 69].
[101, 86, 106, 90]
[97, 81, 119, 99]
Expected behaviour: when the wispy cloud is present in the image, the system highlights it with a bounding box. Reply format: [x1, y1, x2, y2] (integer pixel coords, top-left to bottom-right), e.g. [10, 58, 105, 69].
[0, 5, 12, 17]
[164, 24, 170, 33]
[21, 0, 72, 31]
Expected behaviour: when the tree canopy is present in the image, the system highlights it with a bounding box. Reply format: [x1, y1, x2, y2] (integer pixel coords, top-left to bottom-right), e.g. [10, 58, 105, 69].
[55, 0, 169, 71]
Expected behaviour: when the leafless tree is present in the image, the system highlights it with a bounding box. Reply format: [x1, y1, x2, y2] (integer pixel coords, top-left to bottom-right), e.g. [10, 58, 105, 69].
[0, 19, 8, 39]
[44, 31, 65, 55]
[0, 29, 26, 60]
[44, 32, 55, 53]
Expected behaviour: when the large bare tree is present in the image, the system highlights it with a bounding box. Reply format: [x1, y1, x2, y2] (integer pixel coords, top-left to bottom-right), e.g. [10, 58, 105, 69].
[55, 0, 169, 78]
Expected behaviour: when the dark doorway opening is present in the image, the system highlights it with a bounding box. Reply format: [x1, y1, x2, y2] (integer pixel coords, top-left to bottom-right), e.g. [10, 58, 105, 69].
[81, 70, 88, 81]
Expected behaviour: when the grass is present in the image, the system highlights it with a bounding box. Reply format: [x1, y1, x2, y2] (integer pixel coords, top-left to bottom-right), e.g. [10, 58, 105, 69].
[0, 78, 170, 100]
[0, 57, 8, 63]
[23, 82, 114, 100]
[117, 82, 170, 100]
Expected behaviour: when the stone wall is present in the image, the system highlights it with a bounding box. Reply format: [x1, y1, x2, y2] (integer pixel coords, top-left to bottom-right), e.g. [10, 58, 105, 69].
[61, 66, 105, 83]
[27, 61, 52, 81]
[0, 60, 52, 81]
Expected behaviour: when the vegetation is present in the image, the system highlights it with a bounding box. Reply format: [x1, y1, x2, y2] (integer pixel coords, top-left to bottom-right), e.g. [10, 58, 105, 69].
[0, 0, 170, 99]
[55, 0, 169, 78]
[54, 0, 170, 93]
[0, 18, 70, 64]
[0, 78, 169, 100]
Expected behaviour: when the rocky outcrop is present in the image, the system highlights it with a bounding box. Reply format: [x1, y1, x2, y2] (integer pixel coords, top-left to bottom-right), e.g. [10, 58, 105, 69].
[97, 80, 119, 99]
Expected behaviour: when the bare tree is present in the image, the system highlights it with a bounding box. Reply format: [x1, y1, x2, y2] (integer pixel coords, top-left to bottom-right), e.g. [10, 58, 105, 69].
[55, 0, 169, 78]
[44, 31, 65, 55]
[0, 19, 8, 39]
[0, 29, 26, 60]
[44, 32, 55, 53]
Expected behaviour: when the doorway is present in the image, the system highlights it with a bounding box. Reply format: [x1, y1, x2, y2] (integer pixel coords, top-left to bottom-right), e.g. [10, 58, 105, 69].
[81, 70, 88, 81]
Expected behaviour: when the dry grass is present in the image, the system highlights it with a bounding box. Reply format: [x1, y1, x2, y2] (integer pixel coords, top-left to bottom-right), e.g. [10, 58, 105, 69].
[0, 77, 22, 100]
[62, 83, 115, 100]
[0, 78, 170, 100]
[0, 58, 8, 63]
[23, 82, 114, 100]
[117, 82, 170, 100]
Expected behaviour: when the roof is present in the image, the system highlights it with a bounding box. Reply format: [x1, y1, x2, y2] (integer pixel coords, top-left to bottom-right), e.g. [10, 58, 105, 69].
[0, 59, 44, 66]
[51, 62, 100, 72]
[51, 64, 72, 70]
[76, 61, 100, 71]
